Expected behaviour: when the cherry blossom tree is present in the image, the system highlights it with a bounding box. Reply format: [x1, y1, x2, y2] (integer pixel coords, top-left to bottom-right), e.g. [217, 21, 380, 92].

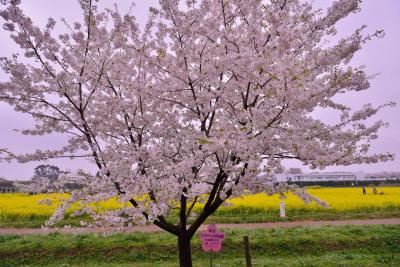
[0, 0, 394, 266]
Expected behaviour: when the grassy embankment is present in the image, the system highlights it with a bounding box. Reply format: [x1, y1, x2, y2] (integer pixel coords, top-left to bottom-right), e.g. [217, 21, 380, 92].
[0, 224, 399, 266]
[0, 187, 400, 228]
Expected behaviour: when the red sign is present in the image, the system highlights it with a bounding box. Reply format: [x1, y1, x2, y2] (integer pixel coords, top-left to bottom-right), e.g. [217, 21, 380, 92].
[200, 224, 225, 252]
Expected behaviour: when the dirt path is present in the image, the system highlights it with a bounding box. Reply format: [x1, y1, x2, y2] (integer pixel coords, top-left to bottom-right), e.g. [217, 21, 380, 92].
[1, 218, 400, 235]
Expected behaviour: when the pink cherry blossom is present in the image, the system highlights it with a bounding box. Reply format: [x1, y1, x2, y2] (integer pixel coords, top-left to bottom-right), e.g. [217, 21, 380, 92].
[0, 1, 394, 266]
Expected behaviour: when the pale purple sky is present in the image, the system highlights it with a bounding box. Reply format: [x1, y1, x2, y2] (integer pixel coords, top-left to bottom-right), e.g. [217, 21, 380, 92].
[0, 0, 399, 180]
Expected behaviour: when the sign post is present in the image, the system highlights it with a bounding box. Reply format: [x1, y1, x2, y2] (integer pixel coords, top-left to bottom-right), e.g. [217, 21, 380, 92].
[200, 224, 225, 267]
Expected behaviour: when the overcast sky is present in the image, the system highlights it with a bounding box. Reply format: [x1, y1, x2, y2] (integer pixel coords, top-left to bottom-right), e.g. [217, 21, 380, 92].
[0, 0, 399, 180]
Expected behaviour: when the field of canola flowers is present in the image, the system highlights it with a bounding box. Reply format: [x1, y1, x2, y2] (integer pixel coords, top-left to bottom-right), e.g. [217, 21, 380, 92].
[224, 187, 400, 212]
[0, 187, 399, 227]
[210, 187, 400, 218]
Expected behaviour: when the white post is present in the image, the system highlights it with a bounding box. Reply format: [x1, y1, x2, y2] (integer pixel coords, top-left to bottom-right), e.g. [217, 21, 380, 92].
[279, 200, 286, 218]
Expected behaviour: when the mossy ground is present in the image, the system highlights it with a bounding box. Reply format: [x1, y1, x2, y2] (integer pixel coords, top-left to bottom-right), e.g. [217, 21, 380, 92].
[1, 224, 399, 266]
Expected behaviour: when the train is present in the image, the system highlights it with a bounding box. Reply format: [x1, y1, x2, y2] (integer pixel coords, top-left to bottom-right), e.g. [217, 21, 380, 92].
[270, 172, 400, 187]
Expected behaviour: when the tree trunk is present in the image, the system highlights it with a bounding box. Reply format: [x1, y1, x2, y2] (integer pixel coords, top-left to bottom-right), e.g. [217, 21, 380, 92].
[178, 234, 193, 267]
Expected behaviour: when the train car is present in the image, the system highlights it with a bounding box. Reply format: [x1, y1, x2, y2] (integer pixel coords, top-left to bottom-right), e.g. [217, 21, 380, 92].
[271, 172, 400, 187]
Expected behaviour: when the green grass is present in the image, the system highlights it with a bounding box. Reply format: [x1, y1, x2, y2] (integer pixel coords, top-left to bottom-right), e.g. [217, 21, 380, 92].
[203, 206, 400, 224]
[0, 213, 93, 228]
[1, 207, 399, 228]
[1, 224, 399, 266]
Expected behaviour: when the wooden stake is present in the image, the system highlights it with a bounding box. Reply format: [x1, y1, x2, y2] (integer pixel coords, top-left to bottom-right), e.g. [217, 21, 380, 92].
[243, 235, 252, 267]
[279, 200, 286, 218]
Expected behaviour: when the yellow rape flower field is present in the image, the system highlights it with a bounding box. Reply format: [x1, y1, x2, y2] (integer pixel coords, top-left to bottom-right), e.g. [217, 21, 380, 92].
[0, 193, 125, 216]
[207, 187, 400, 223]
[0, 187, 399, 227]
[227, 187, 400, 212]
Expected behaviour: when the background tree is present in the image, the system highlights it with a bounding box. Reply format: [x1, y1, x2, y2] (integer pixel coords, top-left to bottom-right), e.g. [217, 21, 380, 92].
[33, 164, 60, 181]
[22, 164, 59, 193]
[0, 0, 394, 266]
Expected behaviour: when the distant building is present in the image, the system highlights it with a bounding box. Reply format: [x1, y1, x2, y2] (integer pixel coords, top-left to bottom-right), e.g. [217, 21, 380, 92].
[0, 178, 17, 193]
